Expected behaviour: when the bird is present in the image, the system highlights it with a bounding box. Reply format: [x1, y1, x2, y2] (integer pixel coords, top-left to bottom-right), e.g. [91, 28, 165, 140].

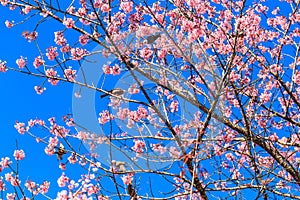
[55, 142, 66, 160]
[143, 33, 161, 44]
[128, 182, 137, 200]
[111, 160, 126, 172]
[100, 88, 125, 98]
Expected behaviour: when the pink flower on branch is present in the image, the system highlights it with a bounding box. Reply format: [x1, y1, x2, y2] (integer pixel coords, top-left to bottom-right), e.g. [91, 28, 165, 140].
[120, 1, 133, 13]
[121, 173, 134, 185]
[54, 31, 67, 46]
[33, 56, 45, 69]
[0, 157, 11, 168]
[0, 60, 7, 72]
[64, 67, 77, 82]
[70, 47, 87, 60]
[98, 110, 114, 124]
[132, 139, 145, 156]
[57, 172, 70, 187]
[39, 181, 50, 194]
[5, 173, 20, 187]
[14, 122, 27, 134]
[46, 46, 58, 60]
[34, 86, 46, 94]
[16, 56, 26, 69]
[79, 34, 89, 45]
[63, 18, 75, 28]
[46, 68, 59, 86]
[13, 149, 25, 160]
[101, 4, 110, 13]
[22, 5, 32, 15]
[4, 20, 13, 28]
[0, 178, 5, 191]
[21, 30, 38, 42]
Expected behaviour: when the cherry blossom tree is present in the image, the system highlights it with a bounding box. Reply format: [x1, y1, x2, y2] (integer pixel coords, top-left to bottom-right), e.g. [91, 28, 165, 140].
[1, 0, 300, 199]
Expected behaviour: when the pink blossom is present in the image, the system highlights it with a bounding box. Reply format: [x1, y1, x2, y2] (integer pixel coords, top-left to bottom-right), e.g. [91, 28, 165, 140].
[63, 18, 75, 28]
[269, 133, 279, 142]
[22, 5, 32, 14]
[231, 169, 242, 180]
[54, 31, 67, 46]
[101, 4, 110, 12]
[59, 163, 66, 170]
[117, 108, 129, 120]
[225, 153, 235, 161]
[25, 180, 37, 194]
[293, 70, 300, 84]
[121, 173, 134, 185]
[76, 131, 88, 140]
[79, 34, 89, 45]
[132, 139, 145, 155]
[98, 110, 114, 124]
[67, 154, 78, 164]
[0, 178, 5, 191]
[44, 146, 55, 156]
[120, 1, 133, 13]
[0, 157, 11, 168]
[39, 181, 50, 194]
[6, 193, 16, 200]
[5, 173, 20, 186]
[57, 173, 69, 187]
[77, 7, 87, 16]
[40, 9, 49, 17]
[1, 0, 8, 6]
[169, 146, 180, 158]
[74, 92, 81, 98]
[46, 68, 59, 86]
[34, 86, 46, 94]
[109, 97, 122, 109]
[46, 46, 58, 60]
[259, 91, 271, 104]
[22, 31, 38, 41]
[13, 149, 25, 160]
[50, 124, 69, 137]
[14, 121, 26, 134]
[0, 60, 7, 72]
[111, 64, 120, 75]
[137, 106, 148, 118]
[49, 117, 55, 125]
[66, 6, 75, 14]
[33, 56, 45, 69]
[128, 84, 140, 94]
[169, 100, 179, 112]
[59, 45, 70, 54]
[139, 48, 153, 60]
[151, 143, 167, 154]
[102, 65, 111, 74]
[5, 20, 13, 28]
[56, 190, 68, 199]
[64, 67, 77, 81]
[93, 0, 102, 8]
[16, 56, 26, 69]
[70, 47, 87, 60]
[87, 185, 99, 196]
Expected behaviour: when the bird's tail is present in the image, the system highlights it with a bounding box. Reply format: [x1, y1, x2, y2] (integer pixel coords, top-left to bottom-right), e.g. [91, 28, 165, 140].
[100, 93, 109, 98]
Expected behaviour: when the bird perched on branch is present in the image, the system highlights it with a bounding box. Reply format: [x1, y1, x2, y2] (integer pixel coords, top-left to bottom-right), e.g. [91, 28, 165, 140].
[128, 182, 137, 200]
[143, 33, 161, 44]
[100, 88, 126, 98]
[111, 160, 126, 172]
[55, 142, 66, 160]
